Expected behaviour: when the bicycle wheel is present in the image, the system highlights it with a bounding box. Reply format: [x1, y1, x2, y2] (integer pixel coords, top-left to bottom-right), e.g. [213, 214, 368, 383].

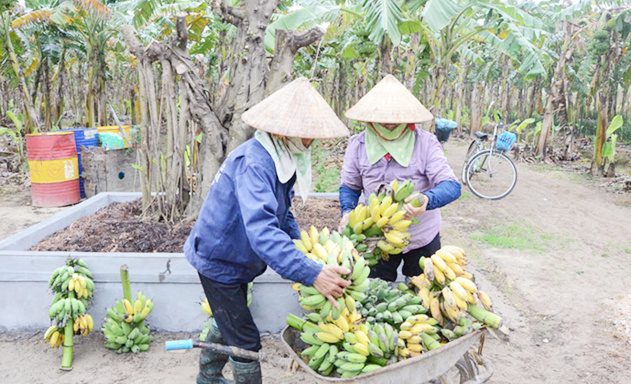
[461, 141, 480, 185]
[465, 150, 517, 199]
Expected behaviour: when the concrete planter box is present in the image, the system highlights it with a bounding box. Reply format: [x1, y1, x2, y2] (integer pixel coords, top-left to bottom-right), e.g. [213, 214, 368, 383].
[0, 192, 339, 333]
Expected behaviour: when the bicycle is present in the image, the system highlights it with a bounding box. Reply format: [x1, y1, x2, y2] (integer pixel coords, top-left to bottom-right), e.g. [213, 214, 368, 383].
[461, 117, 517, 200]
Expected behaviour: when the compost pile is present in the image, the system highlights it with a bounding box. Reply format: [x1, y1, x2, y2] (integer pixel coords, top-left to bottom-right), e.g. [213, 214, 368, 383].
[31, 197, 342, 253]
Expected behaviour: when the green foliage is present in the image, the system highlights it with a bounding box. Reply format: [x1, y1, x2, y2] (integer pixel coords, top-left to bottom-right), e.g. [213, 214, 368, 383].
[602, 115, 623, 165]
[470, 221, 552, 251]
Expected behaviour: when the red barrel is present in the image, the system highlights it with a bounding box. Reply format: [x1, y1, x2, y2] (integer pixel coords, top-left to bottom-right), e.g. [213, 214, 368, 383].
[26, 132, 80, 207]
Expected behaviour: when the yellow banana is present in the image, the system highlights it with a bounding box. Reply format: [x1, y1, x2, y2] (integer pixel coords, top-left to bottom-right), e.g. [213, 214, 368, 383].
[354, 330, 370, 346]
[86, 314, 94, 332]
[309, 226, 319, 248]
[449, 281, 469, 302]
[300, 230, 313, 252]
[452, 291, 469, 310]
[293, 240, 309, 255]
[418, 287, 432, 308]
[348, 209, 358, 229]
[376, 216, 390, 228]
[477, 290, 493, 310]
[387, 210, 406, 226]
[123, 299, 135, 315]
[443, 265, 457, 281]
[430, 254, 448, 272]
[390, 179, 398, 192]
[392, 219, 412, 232]
[317, 332, 342, 344]
[433, 267, 445, 285]
[384, 230, 407, 247]
[410, 322, 435, 334]
[382, 202, 399, 218]
[312, 243, 329, 260]
[68, 277, 75, 292]
[455, 277, 478, 294]
[361, 217, 375, 231]
[429, 297, 444, 325]
[447, 262, 464, 276]
[441, 287, 456, 308]
[319, 323, 344, 340]
[134, 299, 143, 314]
[435, 249, 458, 264]
[378, 196, 393, 214]
[407, 342, 423, 352]
[49, 331, 59, 348]
[353, 342, 370, 356]
[335, 315, 350, 333]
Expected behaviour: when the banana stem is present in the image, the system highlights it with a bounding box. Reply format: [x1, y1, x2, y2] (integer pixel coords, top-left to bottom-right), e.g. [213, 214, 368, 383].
[61, 317, 74, 369]
[120, 264, 132, 302]
[468, 304, 502, 328]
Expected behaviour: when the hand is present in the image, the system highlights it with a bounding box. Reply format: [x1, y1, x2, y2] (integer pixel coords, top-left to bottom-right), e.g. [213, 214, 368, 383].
[338, 211, 351, 233]
[404, 192, 428, 218]
[313, 265, 351, 309]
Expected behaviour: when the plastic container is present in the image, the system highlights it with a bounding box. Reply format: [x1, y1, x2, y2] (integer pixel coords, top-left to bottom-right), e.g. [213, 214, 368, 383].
[496, 132, 517, 152]
[97, 125, 132, 149]
[58, 128, 99, 198]
[26, 132, 80, 207]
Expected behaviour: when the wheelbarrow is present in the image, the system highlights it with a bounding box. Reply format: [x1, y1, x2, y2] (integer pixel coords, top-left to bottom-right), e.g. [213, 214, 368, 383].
[281, 326, 494, 384]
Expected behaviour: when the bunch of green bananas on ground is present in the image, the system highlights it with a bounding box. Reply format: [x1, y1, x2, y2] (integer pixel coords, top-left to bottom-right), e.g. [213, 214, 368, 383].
[357, 278, 427, 326]
[292, 225, 370, 317]
[43, 325, 65, 349]
[199, 283, 253, 342]
[102, 291, 154, 353]
[411, 246, 502, 330]
[342, 179, 422, 265]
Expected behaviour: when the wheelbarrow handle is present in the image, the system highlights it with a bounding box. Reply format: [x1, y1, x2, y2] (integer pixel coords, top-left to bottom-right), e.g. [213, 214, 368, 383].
[165, 339, 265, 362]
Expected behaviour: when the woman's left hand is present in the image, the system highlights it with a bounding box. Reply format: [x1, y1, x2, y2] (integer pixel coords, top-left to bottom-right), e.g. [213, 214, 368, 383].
[404, 192, 429, 218]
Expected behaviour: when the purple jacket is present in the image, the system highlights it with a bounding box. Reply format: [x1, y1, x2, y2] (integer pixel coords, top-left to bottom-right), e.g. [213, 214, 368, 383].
[340, 129, 458, 249]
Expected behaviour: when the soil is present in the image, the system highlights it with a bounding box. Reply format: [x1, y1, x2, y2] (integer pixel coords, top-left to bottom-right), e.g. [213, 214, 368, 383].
[31, 197, 342, 253]
[2, 139, 631, 383]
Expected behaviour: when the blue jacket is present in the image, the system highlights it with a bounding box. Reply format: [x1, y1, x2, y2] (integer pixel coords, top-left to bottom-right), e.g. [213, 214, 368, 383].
[184, 138, 322, 286]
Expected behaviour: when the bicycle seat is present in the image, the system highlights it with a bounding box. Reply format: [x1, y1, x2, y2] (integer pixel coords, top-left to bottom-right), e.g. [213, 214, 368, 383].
[475, 132, 489, 140]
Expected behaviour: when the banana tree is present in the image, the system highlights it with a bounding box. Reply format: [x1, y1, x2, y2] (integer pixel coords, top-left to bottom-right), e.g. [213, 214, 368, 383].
[1, 0, 40, 133]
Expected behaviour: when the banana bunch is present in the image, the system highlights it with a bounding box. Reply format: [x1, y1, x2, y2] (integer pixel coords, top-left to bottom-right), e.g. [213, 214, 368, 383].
[49, 259, 95, 298]
[341, 180, 420, 265]
[48, 296, 87, 324]
[357, 278, 427, 326]
[411, 246, 502, 329]
[397, 314, 442, 358]
[102, 317, 153, 353]
[73, 314, 94, 337]
[43, 325, 65, 349]
[294, 320, 397, 377]
[292, 226, 371, 320]
[102, 292, 154, 353]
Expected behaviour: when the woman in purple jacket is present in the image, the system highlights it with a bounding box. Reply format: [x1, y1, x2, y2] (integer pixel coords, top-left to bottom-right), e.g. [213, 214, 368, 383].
[185, 78, 350, 384]
[339, 75, 461, 282]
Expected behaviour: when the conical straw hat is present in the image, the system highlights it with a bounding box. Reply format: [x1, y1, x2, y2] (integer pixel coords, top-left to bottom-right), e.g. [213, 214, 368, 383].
[345, 74, 433, 124]
[241, 77, 350, 139]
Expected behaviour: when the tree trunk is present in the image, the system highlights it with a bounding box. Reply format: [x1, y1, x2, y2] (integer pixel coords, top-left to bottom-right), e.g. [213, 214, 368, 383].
[267, 28, 323, 95]
[470, 83, 483, 135]
[2, 14, 39, 132]
[56, 49, 66, 125]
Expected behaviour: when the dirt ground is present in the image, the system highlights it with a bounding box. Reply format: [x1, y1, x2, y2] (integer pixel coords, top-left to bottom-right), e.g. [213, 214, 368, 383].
[2, 139, 631, 383]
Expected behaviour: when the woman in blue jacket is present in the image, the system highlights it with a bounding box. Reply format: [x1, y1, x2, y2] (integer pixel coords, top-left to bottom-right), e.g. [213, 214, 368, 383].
[184, 78, 351, 384]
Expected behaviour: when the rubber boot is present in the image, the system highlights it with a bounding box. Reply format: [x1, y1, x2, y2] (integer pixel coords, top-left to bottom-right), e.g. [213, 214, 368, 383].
[197, 323, 232, 384]
[230, 357, 262, 384]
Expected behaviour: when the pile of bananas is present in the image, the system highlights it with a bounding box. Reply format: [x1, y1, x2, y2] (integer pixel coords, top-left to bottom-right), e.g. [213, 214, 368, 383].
[288, 315, 400, 377]
[357, 278, 427, 326]
[102, 292, 154, 353]
[411, 246, 502, 330]
[342, 179, 422, 265]
[45, 258, 95, 349]
[199, 282, 253, 342]
[292, 226, 370, 312]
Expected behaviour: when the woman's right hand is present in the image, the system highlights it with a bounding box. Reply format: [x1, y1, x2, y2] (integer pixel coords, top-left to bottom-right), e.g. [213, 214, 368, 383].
[337, 211, 351, 233]
[313, 265, 351, 309]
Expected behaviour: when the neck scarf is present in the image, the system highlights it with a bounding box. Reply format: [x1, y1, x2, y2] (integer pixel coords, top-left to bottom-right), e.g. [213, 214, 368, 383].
[364, 123, 416, 167]
[255, 130, 312, 203]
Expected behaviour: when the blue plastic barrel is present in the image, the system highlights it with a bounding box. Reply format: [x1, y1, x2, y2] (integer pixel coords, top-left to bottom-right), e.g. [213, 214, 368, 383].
[58, 128, 99, 198]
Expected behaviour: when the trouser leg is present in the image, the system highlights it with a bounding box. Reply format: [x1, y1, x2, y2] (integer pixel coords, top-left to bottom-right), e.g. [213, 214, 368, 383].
[199, 274, 262, 381]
